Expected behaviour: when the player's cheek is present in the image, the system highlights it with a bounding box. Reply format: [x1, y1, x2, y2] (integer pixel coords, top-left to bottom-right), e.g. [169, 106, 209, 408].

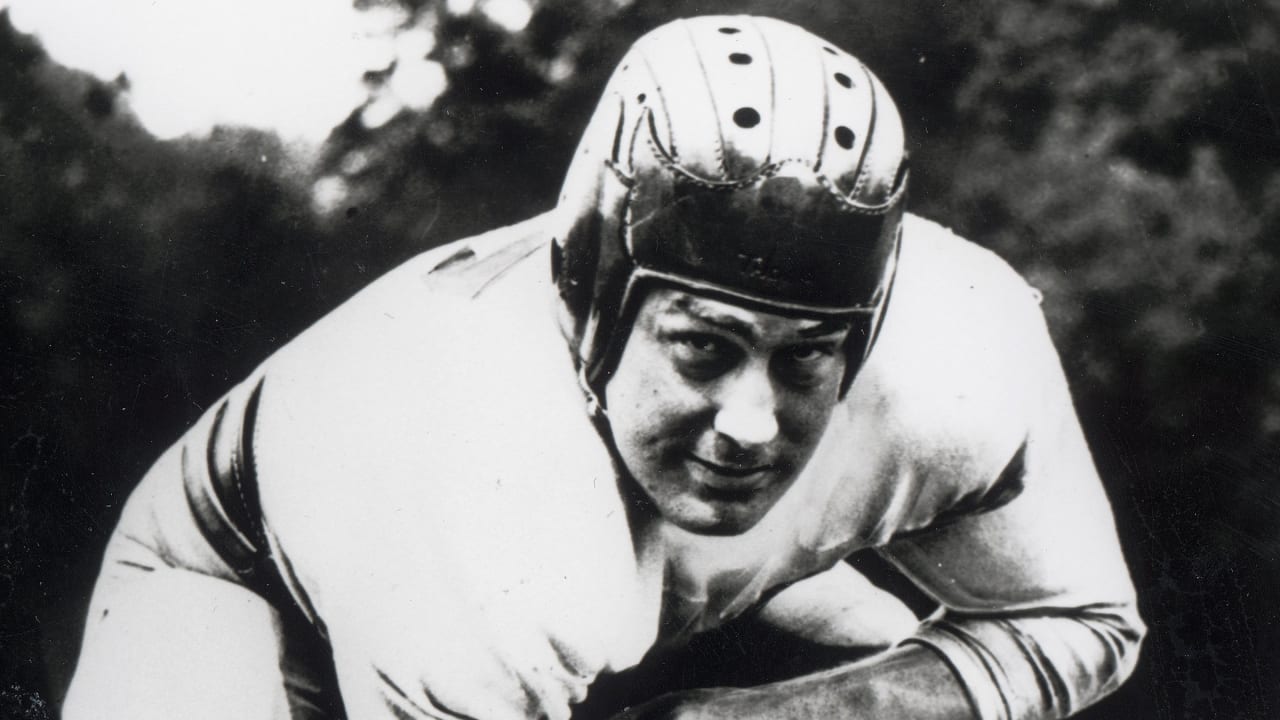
[649, 371, 714, 432]
[778, 392, 837, 446]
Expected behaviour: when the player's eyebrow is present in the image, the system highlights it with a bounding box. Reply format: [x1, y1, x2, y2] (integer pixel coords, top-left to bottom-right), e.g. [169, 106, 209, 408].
[684, 306, 757, 342]
[665, 294, 753, 340]
[669, 294, 850, 343]
[797, 318, 853, 339]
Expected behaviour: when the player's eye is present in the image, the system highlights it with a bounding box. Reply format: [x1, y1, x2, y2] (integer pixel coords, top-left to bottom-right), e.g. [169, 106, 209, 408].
[681, 333, 723, 354]
[668, 332, 740, 379]
[788, 345, 829, 362]
[786, 342, 837, 363]
[774, 343, 840, 388]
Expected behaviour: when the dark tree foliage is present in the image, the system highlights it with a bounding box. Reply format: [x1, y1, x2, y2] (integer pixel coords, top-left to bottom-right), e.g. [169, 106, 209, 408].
[922, 3, 1280, 717]
[0, 12, 354, 709]
[1, 1, 1277, 717]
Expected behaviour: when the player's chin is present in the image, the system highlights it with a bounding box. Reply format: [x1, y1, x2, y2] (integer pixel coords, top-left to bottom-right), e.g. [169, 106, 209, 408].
[666, 482, 787, 536]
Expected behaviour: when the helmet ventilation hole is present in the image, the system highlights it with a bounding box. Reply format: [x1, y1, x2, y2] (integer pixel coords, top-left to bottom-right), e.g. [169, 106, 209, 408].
[834, 72, 852, 88]
[834, 126, 855, 149]
[729, 53, 753, 65]
[733, 107, 761, 128]
[637, 93, 646, 103]
[718, 27, 740, 34]
[823, 46, 837, 55]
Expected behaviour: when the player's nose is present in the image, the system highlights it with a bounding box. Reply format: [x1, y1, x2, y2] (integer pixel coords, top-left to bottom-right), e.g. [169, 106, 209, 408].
[712, 368, 779, 447]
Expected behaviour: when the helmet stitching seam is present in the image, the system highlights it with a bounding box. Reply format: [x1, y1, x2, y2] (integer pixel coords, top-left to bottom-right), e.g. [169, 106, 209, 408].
[641, 115, 789, 188]
[850, 63, 880, 202]
[622, 167, 637, 258]
[816, 170, 910, 216]
[814, 29, 832, 174]
[604, 159, 634, 186]
[643, 123, 903, 215]
[747, 15, 777, 167]
[609, 95, 627, 165]
[643, 106, 676, 172]
[644, 137, 785, 189]
[638, 49, 676, 161]
[624, 105, 648, 176]
[681, 20, 729, 178]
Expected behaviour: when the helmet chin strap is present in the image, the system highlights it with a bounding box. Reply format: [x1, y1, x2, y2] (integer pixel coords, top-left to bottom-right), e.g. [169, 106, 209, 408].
[579, 364, 608, 421]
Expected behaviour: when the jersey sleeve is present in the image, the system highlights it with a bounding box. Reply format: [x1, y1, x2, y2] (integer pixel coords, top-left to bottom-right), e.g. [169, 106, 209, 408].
[882, 286, 1145, 720]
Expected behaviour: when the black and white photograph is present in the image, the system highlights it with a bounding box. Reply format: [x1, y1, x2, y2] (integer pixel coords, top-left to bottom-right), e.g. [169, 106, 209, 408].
[1, 1, 1277, 718]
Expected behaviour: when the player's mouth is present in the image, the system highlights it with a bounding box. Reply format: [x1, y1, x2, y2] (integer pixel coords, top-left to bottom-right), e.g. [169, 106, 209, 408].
[687, 454, 774, 490]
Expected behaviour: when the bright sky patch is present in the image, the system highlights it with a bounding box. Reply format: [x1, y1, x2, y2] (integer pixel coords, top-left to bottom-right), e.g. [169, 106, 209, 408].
[3, 0, 457, 145]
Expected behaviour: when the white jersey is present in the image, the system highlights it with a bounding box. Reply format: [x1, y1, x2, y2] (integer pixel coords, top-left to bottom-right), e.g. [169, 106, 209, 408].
[69, 213, 1143, 720]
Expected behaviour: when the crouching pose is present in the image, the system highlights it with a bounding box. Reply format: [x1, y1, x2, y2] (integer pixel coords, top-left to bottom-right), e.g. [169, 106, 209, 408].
[66, 15, 1143, 720]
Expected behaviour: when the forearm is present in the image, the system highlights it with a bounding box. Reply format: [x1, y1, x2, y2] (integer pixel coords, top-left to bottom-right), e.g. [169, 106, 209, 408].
[730, 607, 1145, 720]
[618, 603, 1144, 720]
[727, 643, 976, 720]
[732, 603, 1143, 720]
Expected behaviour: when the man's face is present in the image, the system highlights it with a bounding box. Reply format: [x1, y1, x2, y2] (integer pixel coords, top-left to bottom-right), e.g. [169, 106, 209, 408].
[604, 286, 852, 536]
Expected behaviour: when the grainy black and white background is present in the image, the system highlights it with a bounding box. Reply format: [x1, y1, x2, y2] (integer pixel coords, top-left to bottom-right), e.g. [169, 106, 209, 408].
[2, 1, 1277, 718]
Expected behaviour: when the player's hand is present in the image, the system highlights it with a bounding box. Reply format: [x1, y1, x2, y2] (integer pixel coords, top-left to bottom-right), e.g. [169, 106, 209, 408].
[608, 687, 766, 720]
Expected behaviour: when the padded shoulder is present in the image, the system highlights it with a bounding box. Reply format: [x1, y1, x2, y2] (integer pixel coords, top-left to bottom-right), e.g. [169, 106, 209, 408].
[838, 214, 1052, 533]
[875, 213, 1047, 407]
[896, 214, 1038, 307]
[259, 212, 555, 395]
[243, 212, 606, 575]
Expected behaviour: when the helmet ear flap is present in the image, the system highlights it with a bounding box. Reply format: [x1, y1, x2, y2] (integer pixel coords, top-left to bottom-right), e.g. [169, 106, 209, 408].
[839, 224, 902, 398]
[838, 153, 907, 398]
[551, 90, 630, 361]
[892, 153, 911, 195]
